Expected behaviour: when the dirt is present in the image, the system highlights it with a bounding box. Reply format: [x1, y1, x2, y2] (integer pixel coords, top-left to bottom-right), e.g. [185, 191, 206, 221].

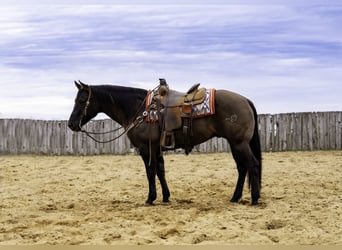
[0, 151, 341, 245]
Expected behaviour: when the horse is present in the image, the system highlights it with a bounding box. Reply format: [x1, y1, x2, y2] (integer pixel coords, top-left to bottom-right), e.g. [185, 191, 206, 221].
[68, 80, 262, 205]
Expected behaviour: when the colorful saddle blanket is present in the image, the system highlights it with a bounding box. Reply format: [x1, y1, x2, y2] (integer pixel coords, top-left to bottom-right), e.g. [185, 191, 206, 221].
[145, 88, 216, 123]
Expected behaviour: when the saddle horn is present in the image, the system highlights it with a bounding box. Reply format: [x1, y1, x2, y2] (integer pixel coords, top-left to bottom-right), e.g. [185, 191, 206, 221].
[159, 78, 168, 86]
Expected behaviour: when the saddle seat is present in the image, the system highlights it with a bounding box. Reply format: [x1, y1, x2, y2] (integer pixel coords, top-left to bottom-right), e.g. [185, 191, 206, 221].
[155, 83, 207, 150]
[160, 83, 205, 106]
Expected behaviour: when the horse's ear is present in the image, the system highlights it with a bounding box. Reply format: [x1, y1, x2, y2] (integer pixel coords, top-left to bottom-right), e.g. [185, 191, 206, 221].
[78, 80, 89, 89]
[75, 80, 82, 89]
[75, 80, 88, 89]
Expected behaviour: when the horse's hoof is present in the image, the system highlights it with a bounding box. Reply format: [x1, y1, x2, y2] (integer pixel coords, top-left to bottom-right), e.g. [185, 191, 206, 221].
[162, 200, 171, 205]
[230, 197, 240, 203]
[251, 200, 259, 206]
[145, 199, 154, 206]
[162, 198, 170, 203]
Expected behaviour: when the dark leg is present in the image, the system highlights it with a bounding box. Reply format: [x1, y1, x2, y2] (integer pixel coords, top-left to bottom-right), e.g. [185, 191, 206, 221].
[230, 142, 260, 205]
[249, 160, 261, 206]
[156, 154, 170, 203]
[140, 151, 157, 205]
[230, 147, 248, 203]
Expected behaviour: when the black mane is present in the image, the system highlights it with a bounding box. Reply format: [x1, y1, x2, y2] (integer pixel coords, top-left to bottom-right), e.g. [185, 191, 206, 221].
[91, 85, 148, 120]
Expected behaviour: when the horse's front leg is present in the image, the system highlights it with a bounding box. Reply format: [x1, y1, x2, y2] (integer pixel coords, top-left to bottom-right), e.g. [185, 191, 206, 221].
[141, 151, 157, 205]
[156, 154, 170, 203]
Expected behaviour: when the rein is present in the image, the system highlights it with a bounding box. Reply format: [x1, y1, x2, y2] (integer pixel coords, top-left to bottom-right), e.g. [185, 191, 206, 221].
[80, 117, 144, 144]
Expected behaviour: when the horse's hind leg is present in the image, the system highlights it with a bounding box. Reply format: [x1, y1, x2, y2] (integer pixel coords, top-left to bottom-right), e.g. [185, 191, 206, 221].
[230, 142, 260, 205]
[230, 147, 247, 203]
[156, 154, 170, 203]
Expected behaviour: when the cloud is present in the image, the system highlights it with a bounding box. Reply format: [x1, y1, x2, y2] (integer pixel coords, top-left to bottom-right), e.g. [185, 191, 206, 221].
[0, 3, 341, 119]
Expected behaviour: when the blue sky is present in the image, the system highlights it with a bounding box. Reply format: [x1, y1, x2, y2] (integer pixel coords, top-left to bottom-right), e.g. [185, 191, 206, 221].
[0, 1, 341, 119]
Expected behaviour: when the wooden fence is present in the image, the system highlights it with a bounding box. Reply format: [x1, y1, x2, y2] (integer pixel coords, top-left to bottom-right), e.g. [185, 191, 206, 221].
[0, 119, 130, 155]
[0, 112, 341, 155]
[258, 112, 342, 152]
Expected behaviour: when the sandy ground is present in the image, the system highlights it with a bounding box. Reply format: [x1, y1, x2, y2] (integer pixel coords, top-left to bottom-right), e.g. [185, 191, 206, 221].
[0, 151, 341, 245]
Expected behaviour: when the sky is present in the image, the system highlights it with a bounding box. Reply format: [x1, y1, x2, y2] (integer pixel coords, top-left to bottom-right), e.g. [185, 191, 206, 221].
[0, 1, 341, 120]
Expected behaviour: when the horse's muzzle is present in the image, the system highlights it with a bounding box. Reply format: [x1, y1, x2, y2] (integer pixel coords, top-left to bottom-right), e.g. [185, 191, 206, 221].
[68, 121, 81, 132]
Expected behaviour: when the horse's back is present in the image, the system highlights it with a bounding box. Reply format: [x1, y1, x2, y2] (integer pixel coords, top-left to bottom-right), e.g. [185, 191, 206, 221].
[215, 89, 251, 108]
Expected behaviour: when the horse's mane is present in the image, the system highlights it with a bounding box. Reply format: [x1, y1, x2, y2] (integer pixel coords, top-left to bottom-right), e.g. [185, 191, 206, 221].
[92, 85, 148, 120]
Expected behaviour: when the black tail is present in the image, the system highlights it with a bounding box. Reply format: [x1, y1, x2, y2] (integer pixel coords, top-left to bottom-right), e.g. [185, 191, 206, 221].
[247, 100, 262, 189]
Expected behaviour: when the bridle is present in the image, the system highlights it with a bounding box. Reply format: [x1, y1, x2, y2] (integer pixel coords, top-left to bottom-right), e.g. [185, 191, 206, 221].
[78, 84, 92, 129]
[77, 84, 149, 144]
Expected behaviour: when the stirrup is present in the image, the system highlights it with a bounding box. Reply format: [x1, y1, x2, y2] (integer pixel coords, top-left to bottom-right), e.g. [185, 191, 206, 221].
[161, 131, 175, 149]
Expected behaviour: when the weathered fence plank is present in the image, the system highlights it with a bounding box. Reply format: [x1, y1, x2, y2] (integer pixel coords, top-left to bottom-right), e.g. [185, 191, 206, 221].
[304, 113, 312, 150]
[265, 114, 272, 152]
[0, 112, 341, 155]
[272, 114, 279, 152]
[336, 112, 342, 150]
[258, 114, 267, 152]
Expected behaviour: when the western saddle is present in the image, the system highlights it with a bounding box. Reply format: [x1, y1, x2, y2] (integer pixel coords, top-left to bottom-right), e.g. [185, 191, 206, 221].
[152, 79, 206, 154]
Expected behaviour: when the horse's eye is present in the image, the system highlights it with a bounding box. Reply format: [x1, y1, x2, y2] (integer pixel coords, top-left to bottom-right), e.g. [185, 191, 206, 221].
[76, 92, 88, 104]
[80, 97, 87, 103]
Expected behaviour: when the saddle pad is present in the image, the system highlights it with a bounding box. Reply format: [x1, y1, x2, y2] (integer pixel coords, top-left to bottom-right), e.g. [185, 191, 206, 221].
[145, 88, 216, 122]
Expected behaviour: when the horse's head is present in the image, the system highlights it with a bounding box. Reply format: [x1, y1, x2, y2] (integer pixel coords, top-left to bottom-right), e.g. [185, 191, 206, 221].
[68, 80, 99, 131]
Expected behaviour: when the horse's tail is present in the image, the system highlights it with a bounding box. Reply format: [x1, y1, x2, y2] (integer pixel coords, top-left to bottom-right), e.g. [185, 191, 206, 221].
[247, 99, 262, 189]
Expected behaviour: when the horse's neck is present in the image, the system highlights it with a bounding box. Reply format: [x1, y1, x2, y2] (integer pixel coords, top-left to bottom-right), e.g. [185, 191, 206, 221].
[94, 85, 146, 127]
[102, 100, 129, 127]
